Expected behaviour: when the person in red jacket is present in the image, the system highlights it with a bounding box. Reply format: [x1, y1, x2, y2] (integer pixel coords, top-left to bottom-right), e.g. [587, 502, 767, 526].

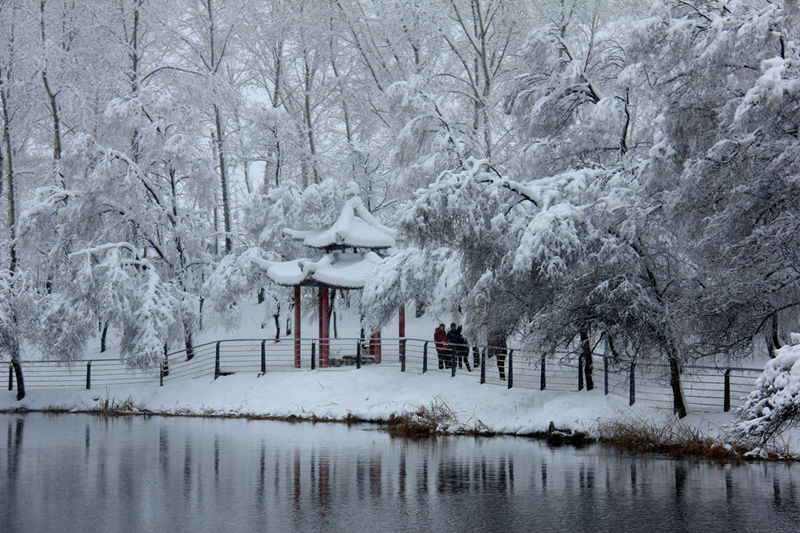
[433, 323, 450, 369]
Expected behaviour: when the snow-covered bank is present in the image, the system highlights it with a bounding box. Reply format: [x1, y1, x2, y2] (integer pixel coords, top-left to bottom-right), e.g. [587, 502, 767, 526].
[0, 364, 744, 443]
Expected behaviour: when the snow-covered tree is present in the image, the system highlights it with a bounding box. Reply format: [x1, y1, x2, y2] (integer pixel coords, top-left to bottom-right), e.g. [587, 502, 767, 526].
[625, 0, 800, 361]
[363, 155, 698, 414]
[206, 178, 353, 337]
[731, 342, 800, 455]
[0, 0, 796, 411]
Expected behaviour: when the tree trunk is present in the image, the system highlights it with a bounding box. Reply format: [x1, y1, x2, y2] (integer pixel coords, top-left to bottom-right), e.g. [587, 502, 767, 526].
[272, 297, 281, 341]
[40, 0, 64, 188]
[768, 313, 781, 358]
[270, 42, 284, 188]
[302, 48, 319, 185]
[184, 327, 194, 361]
[667, 347, 687, 418]
[10, 344, 25, 401]
[2, 85, 17, 275]
[579, 326, 594, 391]
[204, 0, 232, 254]
[100, 321, 109, 352]
[329, 289, 337, 339]
[234, 107, 251, 194]
[2, 53, 22, 400]
[273, 135, 282, 188]
[214, 104, 232, 254]
[212, 205, 220, 256]
[128, 0, 141, 165]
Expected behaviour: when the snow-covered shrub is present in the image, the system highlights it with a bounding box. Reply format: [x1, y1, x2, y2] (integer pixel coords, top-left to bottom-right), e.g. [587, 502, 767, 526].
[731, 344, 800, 453]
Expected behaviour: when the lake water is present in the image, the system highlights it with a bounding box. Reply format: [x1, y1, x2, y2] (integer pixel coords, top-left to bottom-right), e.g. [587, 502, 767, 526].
[1, 413, 798, 532]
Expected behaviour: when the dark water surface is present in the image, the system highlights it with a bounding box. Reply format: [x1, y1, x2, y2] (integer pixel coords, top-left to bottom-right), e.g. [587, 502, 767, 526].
[1, 413, 799, 532]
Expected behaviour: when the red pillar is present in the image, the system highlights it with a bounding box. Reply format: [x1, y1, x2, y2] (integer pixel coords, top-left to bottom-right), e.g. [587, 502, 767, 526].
[399, 305, 406, 362]
[294, 286, 301, 368]
[320, 286, 330, 367]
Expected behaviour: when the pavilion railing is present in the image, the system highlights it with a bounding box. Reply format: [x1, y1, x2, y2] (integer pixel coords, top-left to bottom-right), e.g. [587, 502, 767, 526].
[2, 337, 763, 414]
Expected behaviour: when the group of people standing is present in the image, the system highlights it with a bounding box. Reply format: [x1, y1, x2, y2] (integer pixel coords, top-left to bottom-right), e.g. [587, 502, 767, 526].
[433, 323, 471, 371]
[433, 323, 508, 379]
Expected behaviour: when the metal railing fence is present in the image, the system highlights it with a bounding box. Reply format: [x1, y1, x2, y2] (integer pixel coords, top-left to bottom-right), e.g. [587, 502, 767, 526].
[3, 337, 763, 414]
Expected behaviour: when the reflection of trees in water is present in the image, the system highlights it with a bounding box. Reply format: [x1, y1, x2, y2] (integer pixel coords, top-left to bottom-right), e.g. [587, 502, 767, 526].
[4, 418, 23, 531]
[158, 426, 168, 475]
[182, 437, 192, 498]
[369, 451, 381, 498]
[772, 467, 799, 512]
[5, 416, 800, 532]
[6, 417, 24, 481]
[85, 424, 91, 463]
[320, 451, 330, 507]
[255, 441, 266, 514]
[213, 434, 222, 489]
[398, 448, 406, 500]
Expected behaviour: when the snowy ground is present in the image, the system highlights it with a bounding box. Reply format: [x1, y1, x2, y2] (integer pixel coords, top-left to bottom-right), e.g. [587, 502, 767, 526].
[3, 302, 783, 450]
[0, 362, 744, 445]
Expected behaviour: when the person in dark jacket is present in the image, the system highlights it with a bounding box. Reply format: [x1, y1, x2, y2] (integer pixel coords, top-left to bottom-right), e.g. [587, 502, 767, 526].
[488, 332, 507, 380]
[446, 323, 458, 369]
[448, 324, 471, 371]
[434, 323, 450, 369]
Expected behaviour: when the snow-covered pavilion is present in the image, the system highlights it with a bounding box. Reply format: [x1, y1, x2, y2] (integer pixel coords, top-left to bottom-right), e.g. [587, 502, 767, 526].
[263, 187, 403, 368]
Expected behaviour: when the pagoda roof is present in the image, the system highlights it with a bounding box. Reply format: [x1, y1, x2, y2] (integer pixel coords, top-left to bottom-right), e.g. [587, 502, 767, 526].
[284, 195, 397, 250]
[264, 251, 382, 289]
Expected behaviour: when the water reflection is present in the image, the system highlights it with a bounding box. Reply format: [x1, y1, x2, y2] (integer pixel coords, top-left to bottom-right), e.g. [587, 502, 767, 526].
[1, 413, 799, 533]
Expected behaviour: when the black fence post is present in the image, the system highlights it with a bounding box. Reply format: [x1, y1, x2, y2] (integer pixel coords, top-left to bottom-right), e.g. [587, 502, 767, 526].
[604, 357, 609, 395]
[629, 363, 636, 406]
[260, 339, 267, 375]
[311, 342, 316, 370]
[451, 347, 457, 378]
[160, 360, 165, 387]
[540, 357, 546, 390]
[423, 341, 428, 374]
[8, 363, 12, 391]
[578, 354, 584, 391]
[356, 341, 361, 369]
[214, 341, 221, 380]
[480, 349, 486, 384]
[85, 361, 92, 390]
[400, 340, 406, 372]
[507, 350, 514, 389]
[724, 368, 731, 412]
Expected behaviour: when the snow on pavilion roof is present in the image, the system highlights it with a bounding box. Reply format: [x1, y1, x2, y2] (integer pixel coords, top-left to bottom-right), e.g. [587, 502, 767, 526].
[265, 251, 383, 289]
[284, 195, 397, 250]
